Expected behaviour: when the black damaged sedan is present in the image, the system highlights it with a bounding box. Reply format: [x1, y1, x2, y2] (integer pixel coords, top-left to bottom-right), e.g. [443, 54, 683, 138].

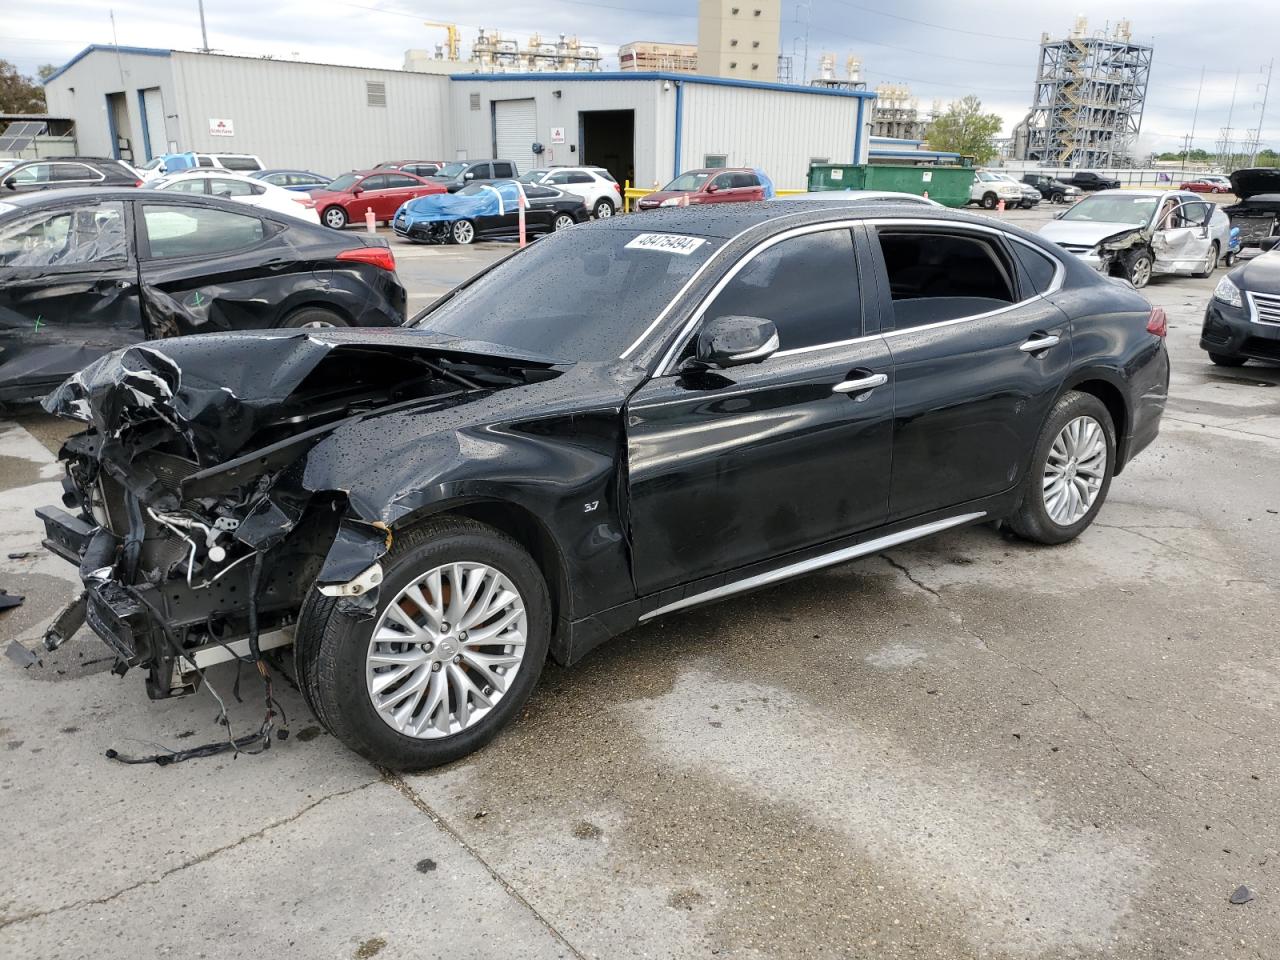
[0, 188, 405, 402]
[1200, 236, 1280, 366]
[38, 199, 1169, 769]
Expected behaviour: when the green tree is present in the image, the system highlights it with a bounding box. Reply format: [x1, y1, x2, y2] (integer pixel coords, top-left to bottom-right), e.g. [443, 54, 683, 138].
[0, 60, 45, 113]
[1256, 148, 1279, 167]
[37, 63, 58, 81]
[925, 95, 1003, 165]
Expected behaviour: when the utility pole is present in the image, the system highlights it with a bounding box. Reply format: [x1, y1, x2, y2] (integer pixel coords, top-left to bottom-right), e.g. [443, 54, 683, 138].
[1184, 66, 1204, 169]
[198, 0, 210, 54]
[1219, 69, 1241, 170]
[1251, 59, 1274, 166]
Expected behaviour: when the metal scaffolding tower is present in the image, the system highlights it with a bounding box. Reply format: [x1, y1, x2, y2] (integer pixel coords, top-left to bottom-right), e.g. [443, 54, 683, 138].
[1023, 18, 1152, 168]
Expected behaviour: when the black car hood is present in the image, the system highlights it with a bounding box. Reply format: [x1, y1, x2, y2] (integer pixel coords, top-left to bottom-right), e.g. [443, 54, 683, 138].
[1229, 168, 1280, 200]
[44, 328, 566, 467]
[1238, 249, 1280, 290]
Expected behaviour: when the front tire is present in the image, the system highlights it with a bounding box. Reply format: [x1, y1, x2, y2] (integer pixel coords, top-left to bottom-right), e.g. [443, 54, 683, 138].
[322, 206, 348, 230]
[981, 192, 998, 210]
[451, 219, 476, 245]
[1123, 248, 1153, 288]
[1208, 352, 1247, 367]
[1006, 391, 1116, 545]
[294, 517, 551, 770]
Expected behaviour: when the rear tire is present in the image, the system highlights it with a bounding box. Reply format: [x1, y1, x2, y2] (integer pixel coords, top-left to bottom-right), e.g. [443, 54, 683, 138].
[592, 198, 615, 219]
[1007, 391, 1116, 546]
[1194, 242, 1219, 278]
[294, 517, 551, 770]
[552, 213, 576, 231]
[1208, 352, 1247, 367]
[322, 206, 348, 230]
[282, 307, 348, 329]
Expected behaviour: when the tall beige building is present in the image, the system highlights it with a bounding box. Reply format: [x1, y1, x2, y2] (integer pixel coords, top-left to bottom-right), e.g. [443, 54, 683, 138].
[697, 0, 781, 80]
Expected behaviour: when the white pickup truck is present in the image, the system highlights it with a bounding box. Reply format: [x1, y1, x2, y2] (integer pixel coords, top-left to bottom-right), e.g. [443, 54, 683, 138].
[966, 169, 1025, 210]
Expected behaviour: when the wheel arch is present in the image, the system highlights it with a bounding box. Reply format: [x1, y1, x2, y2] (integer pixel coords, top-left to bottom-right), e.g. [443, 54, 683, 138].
[279, 298, 355, 326]
[1059, 373, 1131, 472]
[394, 497, 573, 664]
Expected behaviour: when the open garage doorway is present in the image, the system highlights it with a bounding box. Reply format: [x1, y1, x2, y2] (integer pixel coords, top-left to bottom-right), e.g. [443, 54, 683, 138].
[579, 110, 634, 189]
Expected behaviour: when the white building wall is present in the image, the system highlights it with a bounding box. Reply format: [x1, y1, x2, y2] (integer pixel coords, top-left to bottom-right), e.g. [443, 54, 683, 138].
[42, 49, 175, 161]
[679, 83, 865, 189]
[169, 53, 450, 172]
[447, 78, 671, 188]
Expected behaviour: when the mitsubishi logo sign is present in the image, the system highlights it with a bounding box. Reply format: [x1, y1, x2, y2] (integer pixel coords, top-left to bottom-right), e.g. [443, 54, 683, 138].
[208, 118, 235, 137]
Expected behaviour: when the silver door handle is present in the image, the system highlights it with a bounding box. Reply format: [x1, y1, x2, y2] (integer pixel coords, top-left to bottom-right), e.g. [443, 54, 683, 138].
[833, 373, 888, 394]
[1020, 334, 1061, 353]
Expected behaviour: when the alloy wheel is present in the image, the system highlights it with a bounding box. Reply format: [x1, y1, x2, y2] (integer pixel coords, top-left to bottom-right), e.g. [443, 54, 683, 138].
[594, 201, 613, 219]
[1042, 415, 1107, 526]
[1129, 255, 1152, 288]
[365, 561, 528, 739]
[324, 207, 347, 229]
[554, 214, 576, 230]
[452, 220, 475, 244]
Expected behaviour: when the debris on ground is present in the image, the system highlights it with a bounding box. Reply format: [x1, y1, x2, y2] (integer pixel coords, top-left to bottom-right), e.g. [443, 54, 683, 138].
[6, 551, 33, 560]
[0, 589, 24, 611]
[1229, 885, 1255, 905]
[5, 639, 41, 669]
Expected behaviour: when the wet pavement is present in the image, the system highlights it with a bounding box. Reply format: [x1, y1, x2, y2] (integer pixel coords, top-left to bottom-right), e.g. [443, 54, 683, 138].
[1, 205, 1277, 959]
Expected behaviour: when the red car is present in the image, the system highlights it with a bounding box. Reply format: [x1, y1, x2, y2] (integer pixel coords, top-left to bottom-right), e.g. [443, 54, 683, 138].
[310, 170, 445, 229]
[1179, 176, 1233, 194]
[635, 168, 765, 211]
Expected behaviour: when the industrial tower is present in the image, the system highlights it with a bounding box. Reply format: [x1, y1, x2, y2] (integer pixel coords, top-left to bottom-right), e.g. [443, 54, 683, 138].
[1022, 18, 1152, 168]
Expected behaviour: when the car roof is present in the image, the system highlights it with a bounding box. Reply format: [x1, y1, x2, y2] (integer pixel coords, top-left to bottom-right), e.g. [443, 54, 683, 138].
[0, 186, 294, 216]
[10, 156, 123, 165]
[1089, 189, 1183, 198]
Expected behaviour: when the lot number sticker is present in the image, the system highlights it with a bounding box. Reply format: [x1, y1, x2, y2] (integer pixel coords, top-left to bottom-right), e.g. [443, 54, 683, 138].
[625, 234, 707, 255]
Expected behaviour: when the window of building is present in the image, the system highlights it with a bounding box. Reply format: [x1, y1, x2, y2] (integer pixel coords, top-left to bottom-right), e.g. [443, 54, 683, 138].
[730, 39, 738, 47]
[469, 92, 481, 111]
[704, 154, 728, 168]
[729, 61, 738, 69]
[366, 80, 387, 107]
[700, 229, 862, 351]
[752, 40, 760, 48]
[874, 229, 1017, 329]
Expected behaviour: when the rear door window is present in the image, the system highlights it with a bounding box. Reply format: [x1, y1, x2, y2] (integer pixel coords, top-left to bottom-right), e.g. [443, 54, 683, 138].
[470, 163, 493, 180]
[492, 162, 515, 178]
[141, 203, 266, 259]
[0, 201, 129, 267]
[701, 228, 861, 351]
[52, 163, 102, 183]
[874, 229, 1017, 329]
[208, 178, 259, 197]
[384, 174, 421, 188]
[360, 175, 390, 191]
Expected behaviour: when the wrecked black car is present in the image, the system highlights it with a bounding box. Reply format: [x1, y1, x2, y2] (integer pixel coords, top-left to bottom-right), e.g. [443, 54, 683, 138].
[1224, 167, 1280, 248]
[37, 201, 1168, 770]
[0, 188, 405, 403]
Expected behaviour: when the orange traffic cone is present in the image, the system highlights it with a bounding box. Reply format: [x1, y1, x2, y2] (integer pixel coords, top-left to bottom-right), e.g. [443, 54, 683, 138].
[365, 207, 376, 232]
[996, 199, 1005, 212]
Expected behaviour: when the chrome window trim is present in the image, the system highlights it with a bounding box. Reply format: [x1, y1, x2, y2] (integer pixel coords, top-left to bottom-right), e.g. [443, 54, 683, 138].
[639, 511, 986, 622]
[654, 219, 868, 375]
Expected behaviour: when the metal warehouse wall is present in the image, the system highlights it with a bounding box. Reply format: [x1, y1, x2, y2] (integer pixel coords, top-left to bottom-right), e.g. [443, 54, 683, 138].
[448, 79, 673, 189]
[679, 83, 868, 190]
[168, 53, 451, 172]
[43, 50, 175, 160]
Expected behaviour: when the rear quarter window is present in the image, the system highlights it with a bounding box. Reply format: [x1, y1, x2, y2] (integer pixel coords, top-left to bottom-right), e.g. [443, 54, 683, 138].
[1010, 242, 1059, 296]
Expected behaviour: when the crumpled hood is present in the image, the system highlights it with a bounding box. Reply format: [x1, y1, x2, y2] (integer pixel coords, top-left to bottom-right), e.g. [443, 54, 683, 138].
[43, 328, 563, 467]
[1229, 168, 1280, 200]
[1039, 220, 1145, 247]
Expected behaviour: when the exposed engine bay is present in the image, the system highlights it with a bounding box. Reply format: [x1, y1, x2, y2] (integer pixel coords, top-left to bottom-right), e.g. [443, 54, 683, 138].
[37, 330, 560, 720]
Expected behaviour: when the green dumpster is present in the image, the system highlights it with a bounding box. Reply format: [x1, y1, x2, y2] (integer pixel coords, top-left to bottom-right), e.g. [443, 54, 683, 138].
[807, 164, 975, 209]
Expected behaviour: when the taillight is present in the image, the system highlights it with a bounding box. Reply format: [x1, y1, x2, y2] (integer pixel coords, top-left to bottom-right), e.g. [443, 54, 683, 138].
[1146, 307, 1168, 337]
[134, 179, 143, 187]
[337, 246, 396, 271]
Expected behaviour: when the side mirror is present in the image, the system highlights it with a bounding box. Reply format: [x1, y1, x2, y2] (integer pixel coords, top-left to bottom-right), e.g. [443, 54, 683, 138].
[464, 172, 475, 180]
[1261, 236, 1280, 253]
[352, 187, 363, 196]
[3, 179, 14, 191]
[693, 315, 779, 368]
[705, 183, 719, 194]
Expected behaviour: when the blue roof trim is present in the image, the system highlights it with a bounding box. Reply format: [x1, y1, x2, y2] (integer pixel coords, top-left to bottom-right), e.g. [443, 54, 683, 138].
[42, 45, 171, 85]
[871, 137, 924, 146]
[870, 149, 963, 160]
[446, 71, 877, 100]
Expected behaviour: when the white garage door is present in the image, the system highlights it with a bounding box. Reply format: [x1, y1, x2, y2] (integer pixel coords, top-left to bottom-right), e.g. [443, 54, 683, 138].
[142, 88, 166, 161]
[493, 99, 537, 175]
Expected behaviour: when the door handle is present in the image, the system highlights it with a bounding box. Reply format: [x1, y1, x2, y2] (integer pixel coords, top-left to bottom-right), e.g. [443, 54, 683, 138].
[832, 373, 888, 394]
[1020, 334, 1061, 353]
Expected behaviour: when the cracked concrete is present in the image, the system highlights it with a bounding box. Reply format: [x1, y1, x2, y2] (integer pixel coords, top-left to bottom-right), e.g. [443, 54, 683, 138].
[2, 214, 1278, 959]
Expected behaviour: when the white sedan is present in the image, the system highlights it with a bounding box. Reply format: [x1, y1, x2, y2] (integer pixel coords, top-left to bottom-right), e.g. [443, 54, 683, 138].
[518, 166, 622, 219]
[146, 170, 320, 224]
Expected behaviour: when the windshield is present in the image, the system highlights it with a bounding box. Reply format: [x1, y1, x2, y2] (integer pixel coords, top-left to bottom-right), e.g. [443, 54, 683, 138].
[457, 182, 495, 196]
[325, 173, 360, 192]
[1059, 194, 1158, 226]
[518, 170, 547, 183]
[437, 162, 468, 178]
[416, 228, 723, 361]
[662, 172, 711, 192]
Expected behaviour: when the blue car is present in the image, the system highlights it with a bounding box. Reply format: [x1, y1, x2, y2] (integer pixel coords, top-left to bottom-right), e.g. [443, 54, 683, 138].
[393, 180, 587, 245]
[251, 169, 332, 192]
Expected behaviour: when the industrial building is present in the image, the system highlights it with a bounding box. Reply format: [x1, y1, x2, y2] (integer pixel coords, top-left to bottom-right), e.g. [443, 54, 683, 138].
[1016, 17, 1152, 167]
[697, 0, 782, 80]
[40, 46, 874, 190]
[618, 42, 699, 74]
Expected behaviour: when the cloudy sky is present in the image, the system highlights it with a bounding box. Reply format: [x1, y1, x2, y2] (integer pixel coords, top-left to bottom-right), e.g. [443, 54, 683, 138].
[8, 0, 1276, 155]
